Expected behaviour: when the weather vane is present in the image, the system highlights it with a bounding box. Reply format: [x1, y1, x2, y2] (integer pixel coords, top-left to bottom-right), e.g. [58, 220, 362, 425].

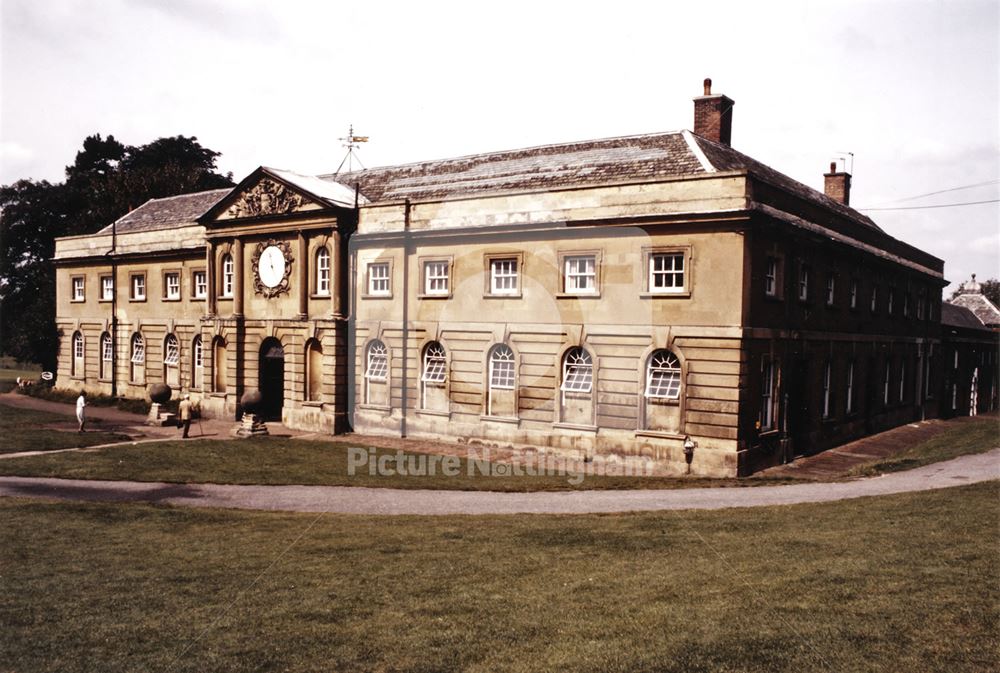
[335, 124, 369, 175]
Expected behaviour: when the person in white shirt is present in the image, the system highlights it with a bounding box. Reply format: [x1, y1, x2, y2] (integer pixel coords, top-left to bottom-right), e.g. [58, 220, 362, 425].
[76, 391, 87, 433]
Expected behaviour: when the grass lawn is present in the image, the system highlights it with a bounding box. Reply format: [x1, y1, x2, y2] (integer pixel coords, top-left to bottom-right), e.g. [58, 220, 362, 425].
[851, 416, 1000, 476]
[2, 482, 997, 672]
[0, 405, 130, 454]
[0, 365, 41, 393]
[0, 435, 805, 490]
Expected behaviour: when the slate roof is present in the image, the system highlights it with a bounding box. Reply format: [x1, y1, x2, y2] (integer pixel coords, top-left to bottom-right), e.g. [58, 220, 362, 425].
[941, 302, 993, 331]
[97, 189, 230, 235]
[326, 130, 882, 234]
[949, 293, 1000, 327]
[327, 131, 705, 203]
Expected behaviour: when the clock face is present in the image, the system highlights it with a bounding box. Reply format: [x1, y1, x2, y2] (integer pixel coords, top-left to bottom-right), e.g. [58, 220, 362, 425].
[259, 246, 286, 288]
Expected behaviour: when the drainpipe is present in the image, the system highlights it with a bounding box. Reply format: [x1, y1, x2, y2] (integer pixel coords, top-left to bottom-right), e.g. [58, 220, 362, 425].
[400, 199, 411, 438]
[108, 219, 118, 398]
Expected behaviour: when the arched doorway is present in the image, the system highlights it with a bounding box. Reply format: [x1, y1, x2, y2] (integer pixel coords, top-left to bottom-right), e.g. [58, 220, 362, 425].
[259, 338, 285, 421]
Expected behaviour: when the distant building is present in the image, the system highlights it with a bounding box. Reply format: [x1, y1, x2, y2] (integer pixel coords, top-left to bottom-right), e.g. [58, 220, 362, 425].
[942, 276, 1000, 417]
[55, 80, 980, 476]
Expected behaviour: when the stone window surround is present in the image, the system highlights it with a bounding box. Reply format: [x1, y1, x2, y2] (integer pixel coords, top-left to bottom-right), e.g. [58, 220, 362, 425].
[556, 249, 603, 298]
[640, 245, 692, 298]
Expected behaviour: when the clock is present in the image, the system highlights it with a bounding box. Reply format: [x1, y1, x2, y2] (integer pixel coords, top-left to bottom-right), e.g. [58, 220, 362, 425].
[250, 240, 293, 298]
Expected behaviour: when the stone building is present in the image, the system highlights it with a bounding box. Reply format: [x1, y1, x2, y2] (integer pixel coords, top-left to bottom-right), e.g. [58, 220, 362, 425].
[54, 80, 962, 476]
[941, 276, 1000, 417]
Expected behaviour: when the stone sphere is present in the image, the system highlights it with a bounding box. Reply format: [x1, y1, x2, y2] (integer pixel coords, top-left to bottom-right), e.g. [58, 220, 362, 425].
[148, 383, 172, 404]
[241, 389, 263, 413]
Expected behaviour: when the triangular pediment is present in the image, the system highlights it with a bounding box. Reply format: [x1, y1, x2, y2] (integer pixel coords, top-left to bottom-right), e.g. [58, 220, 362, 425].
[200, 166, 358, 225]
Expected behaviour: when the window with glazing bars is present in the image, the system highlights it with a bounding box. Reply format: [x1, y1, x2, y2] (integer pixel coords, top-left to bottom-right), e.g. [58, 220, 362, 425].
[649, 253, 684, 292]
[365, 341, 388, 380]
[422, 342, 447, 382]
[131, 335, 145, 363]
[132, 275, 145, 300]
[102, 334, 113, 362]
[489, 345, 515, 389]
[564, 256, 596, 293]
[822, 361, 832, 418]
[560, 348, 593, 393]
[193, 271, 207, 299]
[760, 357, 775, 429]
[424, 261, 449, 295]
[490, 259, 518, 294]
[316, 248, 330, 295]
[73, 277, 84, 301]
[73, 333, 84, 359]
[368, 263, 390, 295]
[645, 350, 681, 399]
[765, 258, 777, 296]
[193, 337, 203, 368]
[165, 273, 180, 299]
[164, 335, 180, 365]
[846, 361, 855, 413]
[825, 274, 835, 305]
[102, 276, 114, 300]
[222, 255, 234, 297]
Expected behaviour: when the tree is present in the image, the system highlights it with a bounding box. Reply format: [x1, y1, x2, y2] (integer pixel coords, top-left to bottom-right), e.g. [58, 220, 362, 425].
[0, 134, 234, 369]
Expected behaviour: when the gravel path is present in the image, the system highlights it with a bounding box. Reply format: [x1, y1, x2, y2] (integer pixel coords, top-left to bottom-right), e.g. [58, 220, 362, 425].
[1, 448, 996, 515]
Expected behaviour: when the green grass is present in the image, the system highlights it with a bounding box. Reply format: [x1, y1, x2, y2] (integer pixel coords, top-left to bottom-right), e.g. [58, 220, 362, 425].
[851, 416, 1000, 476]
[1, 481, 997, 672]
[0, 405, 130, 454]
[0, 436, 800, 490]
[0, 365, 42, 393]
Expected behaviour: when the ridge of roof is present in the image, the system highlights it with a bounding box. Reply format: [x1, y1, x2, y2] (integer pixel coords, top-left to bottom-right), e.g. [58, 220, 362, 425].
[941, 301, 994, 331]
[949, 292, 1000, 326]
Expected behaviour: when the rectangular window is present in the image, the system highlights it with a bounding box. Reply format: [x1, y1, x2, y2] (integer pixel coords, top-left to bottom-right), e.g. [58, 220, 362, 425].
[903, 293, 910, 317]
[870, 286, 878, 313]
[564, 255, 597, 294]
[954, 350, 959, 369]
[822, 361, 832, 418]
[424, 260, 450, 295]
[899, 361, 906, 401]
[825, 274, 835, 306]
[74, 336, 84, 359]
[917, 294, 925, 320]
[846, 361, 855, 414]
[649, 252, 685, 293]
[222, 257, 234, 298]
[101, 276, 114, 300]
[490, 258, 519, 295]
[365, 351, 388, 381]
[887, 289, 895, 315]
[131, 274, 146, 300]
[367, 262, 390, 296]
[194, 340, 203, 369]
[317, 251, 331, 296]
[72, 277, 85, 301]
[849, 279, 858, 309]
[798, 264, 810, 301]
[489, 358, 516, 389]
[193, 271, 207, 299]
[164, 272, 180, 300]
[760, 357, 775, 430]
[102, 337, 113, 363]
[131, 340, 145, 364]
[765, 257, 777, 297]
[883, 364, 890, 405]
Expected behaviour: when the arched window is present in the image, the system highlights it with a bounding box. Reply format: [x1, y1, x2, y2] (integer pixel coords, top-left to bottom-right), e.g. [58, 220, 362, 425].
[130, 333, 145, 384]
[645, 350, 681, 400]
[306, 339, 323, 402]
[71, 331, 84, 378]
[642, 349, 682, 433]
[487, 344, 516, 417]
[560, 347, 593, 393]
[100, 332, 113, 380]
[192, 335, 204, 389]
[420, 341, 448, 412]
[422, 342, 447, 383]
[164, 334, 180, 387]
[221, 253, 234, 297]
[315, 247, 331, 296]
[364, 340, 388, 406]
[212, 336, 227, 393]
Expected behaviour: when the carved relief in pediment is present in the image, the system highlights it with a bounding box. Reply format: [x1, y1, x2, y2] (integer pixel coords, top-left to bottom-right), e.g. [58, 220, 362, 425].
[226, 178, 305, 218]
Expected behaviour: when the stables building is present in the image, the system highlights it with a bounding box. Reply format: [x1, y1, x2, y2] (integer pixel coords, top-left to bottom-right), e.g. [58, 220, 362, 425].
[53, 80, 965, 476]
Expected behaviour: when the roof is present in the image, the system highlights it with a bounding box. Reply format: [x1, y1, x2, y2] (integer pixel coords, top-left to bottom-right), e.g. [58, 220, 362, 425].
[263, 166, 364, 208]
[941, 302, 994, 331]
[325, 130, 881, 234]
[97, 189, 230, 235]
[326, 131, 705, 202]
[949, 292, 1000, 327]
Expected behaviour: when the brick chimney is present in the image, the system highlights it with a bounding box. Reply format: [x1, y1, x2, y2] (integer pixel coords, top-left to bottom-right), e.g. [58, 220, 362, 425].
[823, 162, 852, 205]
[693, 78, 735, 146]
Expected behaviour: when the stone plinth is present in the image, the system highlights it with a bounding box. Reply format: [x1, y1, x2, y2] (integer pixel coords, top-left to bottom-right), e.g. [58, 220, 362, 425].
[146, 402, 177, 427]
[233, 412, 268, 438]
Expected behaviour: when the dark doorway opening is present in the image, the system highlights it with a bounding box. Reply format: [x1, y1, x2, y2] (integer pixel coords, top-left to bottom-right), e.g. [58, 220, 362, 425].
[259, 338, 285, 422]
[786, 356, 811, 455]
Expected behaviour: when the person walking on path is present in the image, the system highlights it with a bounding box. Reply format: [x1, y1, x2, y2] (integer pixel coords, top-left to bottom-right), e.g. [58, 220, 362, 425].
[75, 391, 87, 433]
[178, 394, 193, 439]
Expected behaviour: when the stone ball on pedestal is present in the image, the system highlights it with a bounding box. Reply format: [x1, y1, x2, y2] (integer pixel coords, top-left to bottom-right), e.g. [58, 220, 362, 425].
[148, 383, 172, 404]
[241, 390, 263, 414]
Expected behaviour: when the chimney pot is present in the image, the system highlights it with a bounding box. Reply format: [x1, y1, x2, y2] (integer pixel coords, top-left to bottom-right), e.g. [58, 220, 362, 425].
[703, 78, 712, 95]
[830, 161, 837, 173]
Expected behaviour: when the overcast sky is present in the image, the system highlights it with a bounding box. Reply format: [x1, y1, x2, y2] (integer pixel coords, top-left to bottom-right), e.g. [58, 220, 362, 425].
[2, 0, 997, 292]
